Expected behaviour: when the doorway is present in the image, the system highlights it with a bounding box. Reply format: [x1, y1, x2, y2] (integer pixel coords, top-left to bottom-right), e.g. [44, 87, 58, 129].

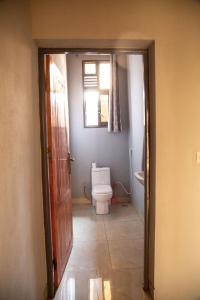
[39, 47, 155, 300]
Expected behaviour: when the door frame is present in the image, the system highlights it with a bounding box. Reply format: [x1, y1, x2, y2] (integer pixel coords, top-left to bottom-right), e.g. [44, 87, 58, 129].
[38, 46, 155, 299]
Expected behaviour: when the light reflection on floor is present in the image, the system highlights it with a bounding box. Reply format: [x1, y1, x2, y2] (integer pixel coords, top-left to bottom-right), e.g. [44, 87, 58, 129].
[103, 280, 112, 300]
[67, 278, 75, 300]
[61, 277, 111, 300]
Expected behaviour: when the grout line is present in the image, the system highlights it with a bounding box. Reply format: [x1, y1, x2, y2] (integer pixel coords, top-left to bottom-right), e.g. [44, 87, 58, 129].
[103, 213, 113, 271]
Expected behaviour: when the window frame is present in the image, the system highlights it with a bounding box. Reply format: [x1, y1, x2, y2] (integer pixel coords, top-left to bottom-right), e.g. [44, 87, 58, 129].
[82, 60, 111, 128]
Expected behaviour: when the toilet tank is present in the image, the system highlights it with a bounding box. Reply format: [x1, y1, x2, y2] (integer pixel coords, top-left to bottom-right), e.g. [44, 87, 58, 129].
[92, 167, 111, 186]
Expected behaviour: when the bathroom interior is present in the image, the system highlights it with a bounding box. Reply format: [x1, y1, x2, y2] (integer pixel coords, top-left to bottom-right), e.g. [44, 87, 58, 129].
[51, 51, 147, 299]
[68, 52, 145, 212]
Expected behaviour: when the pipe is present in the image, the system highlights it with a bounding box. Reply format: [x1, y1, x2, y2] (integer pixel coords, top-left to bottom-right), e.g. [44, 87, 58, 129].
[113, 181, 131, 196]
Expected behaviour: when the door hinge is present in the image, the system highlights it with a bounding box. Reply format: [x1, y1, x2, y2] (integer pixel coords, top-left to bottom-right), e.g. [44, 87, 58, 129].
[52, 258, 57, 270]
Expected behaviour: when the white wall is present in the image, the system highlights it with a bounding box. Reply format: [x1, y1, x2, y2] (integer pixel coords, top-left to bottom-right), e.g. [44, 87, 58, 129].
[67, 54, 130, 197]
[0, 1, 47, 299]
[127, 54, 145, 217]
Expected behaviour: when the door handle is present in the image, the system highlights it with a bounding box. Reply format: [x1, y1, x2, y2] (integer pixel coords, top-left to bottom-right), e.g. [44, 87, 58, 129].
[68, 153, 75, 175]
[67, 153, 75, 162]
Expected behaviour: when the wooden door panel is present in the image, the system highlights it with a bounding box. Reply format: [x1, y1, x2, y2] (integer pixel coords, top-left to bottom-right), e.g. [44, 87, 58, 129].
[45, 54, 72, 289]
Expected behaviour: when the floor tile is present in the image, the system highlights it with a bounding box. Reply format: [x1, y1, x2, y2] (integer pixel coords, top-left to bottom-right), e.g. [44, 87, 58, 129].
[68, 240, 112, 274]
[54, 268, 149, 300]
[108, 238, 144, 269]
[54, 269, 99, 300]
[104, 204, 141, 222]
[53, 203, 148, 300]
[105, 219, 144, 241]
[73, 204, 96, 216]
[73, 217, 106, 242]
[73, 204, 105, 222]
[101, 268, 144, 300]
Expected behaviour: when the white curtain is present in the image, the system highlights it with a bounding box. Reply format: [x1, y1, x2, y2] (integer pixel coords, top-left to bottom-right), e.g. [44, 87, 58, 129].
[108, 54, 121, 132]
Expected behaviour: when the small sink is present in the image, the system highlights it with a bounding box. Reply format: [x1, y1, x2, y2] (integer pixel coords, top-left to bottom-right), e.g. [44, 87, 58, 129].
[134, 171, 144, 185]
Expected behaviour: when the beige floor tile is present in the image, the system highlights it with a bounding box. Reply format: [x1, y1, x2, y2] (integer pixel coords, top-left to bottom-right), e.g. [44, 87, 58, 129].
[73, 204, 95, 217]
[73, 204, 105, 222]
[104, 204, 141, 222]
[54, 269, 99, 300]
[68, 240, 112, 274]
[73, 217, 106, 242]
[108, 238, 144, 269]
[94, 269, 143, 300]
[54, 268, 150, 300]
[105, 219, 144, 241]
[54, 203, 147, 300]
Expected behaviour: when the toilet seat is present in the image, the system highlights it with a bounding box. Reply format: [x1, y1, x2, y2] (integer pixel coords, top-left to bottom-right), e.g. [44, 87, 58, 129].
[92, 184, 112, 195]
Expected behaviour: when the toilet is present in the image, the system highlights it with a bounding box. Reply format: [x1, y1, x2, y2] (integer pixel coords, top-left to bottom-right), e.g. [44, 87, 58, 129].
[91, 165, 113, 215]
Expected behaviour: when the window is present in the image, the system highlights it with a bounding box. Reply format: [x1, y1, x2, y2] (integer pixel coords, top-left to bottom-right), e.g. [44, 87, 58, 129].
[83, 60, 111, 127]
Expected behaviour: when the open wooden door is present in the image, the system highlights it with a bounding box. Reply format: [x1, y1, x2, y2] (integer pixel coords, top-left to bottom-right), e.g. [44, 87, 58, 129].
[45, 54, 73, 290]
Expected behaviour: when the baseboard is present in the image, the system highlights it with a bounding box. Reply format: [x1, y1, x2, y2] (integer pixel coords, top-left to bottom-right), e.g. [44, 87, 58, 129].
[72, 197, 91, 204]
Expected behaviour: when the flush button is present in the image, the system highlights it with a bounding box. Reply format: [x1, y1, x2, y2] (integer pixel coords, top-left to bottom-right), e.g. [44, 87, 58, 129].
[196, 152, 200, 164]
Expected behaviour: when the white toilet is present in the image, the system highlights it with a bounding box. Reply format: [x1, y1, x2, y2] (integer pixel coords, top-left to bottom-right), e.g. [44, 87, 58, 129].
[91, 165, 113, 215]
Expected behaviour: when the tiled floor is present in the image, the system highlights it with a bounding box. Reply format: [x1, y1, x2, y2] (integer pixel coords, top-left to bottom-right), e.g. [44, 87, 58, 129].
[54, 203, 151, 300]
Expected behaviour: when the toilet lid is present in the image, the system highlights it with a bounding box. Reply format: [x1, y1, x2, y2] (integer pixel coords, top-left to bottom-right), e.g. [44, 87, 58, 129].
[93, 185, 112, 194]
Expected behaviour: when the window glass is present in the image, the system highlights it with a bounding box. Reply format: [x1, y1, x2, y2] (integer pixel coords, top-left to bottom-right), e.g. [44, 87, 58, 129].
[84, 90, 99, 126]
[100, 94, 109, 123]
[99, 63, 111, 89]
[83, 75, 98, 87]
[84, 63, 96, 74]
[83, 60, 111, 127]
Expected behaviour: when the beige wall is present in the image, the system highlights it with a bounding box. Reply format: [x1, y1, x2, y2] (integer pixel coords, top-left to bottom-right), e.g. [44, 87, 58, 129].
[31, 1, 200, 299]
[0, 1, 47, 299]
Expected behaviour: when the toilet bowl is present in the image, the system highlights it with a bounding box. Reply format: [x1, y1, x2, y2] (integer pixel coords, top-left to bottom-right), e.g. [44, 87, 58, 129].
[92, 185, 112, 214]
[91, 166, 113, 215]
